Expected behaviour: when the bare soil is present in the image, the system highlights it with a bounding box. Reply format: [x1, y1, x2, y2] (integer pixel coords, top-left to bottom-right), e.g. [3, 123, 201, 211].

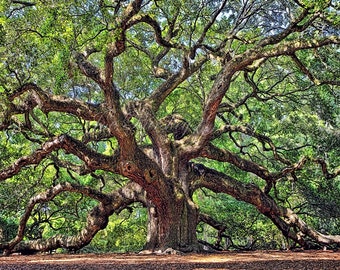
[0, 250, 340, 270]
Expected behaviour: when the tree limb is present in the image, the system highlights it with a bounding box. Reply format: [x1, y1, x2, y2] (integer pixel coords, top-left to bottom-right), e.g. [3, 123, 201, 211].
[193, 0, 228, 54]
[195, 166, 340, 248]
[245, 36, 340, 66]
[258, 8, 319, 47]
[315, 158, 340, 179]
[9, 83, 106, 124]
[127, 101, 173, 174]
[73, 52, 105, 87]
[1, 181, 146, 255]
[290, 53, 340, 86]
[1, 182, 112, 254]
[213, 122, 291, 165]
[127, 14, 180, 48]
[0, 134, 117, 182]
[180, 35, 339, 160]
[200, 143, 310, 194]
[148, 56, 208, 111]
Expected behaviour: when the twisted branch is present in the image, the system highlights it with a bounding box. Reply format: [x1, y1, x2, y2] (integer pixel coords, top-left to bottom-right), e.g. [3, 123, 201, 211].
[195, 166, 340, 248]
[0, 134, 117, 182]
[1, 181, 146, 255]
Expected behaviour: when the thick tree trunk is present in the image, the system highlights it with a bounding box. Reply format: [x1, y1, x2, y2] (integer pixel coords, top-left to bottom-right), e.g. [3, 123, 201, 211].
[119, 151, 200, 253]
[144, 196, 199, 253]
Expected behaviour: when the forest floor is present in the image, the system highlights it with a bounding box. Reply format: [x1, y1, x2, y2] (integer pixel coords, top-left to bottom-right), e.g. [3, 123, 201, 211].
[1, 250, 340, 269]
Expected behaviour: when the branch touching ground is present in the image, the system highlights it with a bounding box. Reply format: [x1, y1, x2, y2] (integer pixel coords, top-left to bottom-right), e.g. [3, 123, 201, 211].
[1, 182, 112, 255]
[194, 165, 340, 249]
[1, 182, 145, 255]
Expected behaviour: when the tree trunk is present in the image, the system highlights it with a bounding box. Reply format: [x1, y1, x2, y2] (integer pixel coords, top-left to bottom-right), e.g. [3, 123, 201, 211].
[144, 196, 199, 253]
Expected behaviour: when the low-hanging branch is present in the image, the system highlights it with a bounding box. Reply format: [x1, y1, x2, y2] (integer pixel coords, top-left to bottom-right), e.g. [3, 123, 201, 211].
[1, 182, 112, 255]
[194, 166, 340, 248]
[1, 181, 146, 255]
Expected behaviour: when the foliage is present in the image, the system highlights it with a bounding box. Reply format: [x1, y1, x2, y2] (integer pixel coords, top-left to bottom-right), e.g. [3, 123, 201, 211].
[0, 216, 17, 243]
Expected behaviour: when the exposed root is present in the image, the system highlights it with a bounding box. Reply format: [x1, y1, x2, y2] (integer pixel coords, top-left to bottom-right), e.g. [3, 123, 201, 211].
[138, 244, 218, 255]
[139, 248, 184, 255]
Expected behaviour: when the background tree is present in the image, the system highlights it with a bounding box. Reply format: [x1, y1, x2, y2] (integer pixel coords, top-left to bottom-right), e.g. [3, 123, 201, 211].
[0, 0, 339, 255]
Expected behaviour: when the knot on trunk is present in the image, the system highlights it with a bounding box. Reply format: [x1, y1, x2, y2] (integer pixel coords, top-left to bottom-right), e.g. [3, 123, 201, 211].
[121, 161, 139, 176]
[144, 169, 158, 183]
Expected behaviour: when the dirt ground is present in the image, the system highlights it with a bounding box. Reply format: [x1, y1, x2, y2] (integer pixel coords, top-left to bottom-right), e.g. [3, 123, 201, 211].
[0, 250, 340, 270]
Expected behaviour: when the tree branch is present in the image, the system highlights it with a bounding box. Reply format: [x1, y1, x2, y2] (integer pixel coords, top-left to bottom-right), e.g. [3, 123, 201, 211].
[195, 166, 340, 248]
[258, 8, 319, 47]
[179, 66, 235, 158]
[290, 53, 340, 86]
[200, 143, 310, 193]
[103, 0, 144, 84]
[1, 181, 146, 255]
[192, 0, 228, 53]
[0, 134, 117, 182]
[8, 1, 36, 18]
[127, 14, 178, 48]
[213, 123, 291, 165]
[148, 57, 208, 112]
[8, 83, 136, 152]
[1, 182, 112, 254]
[12, 0, 35, 5]
[246, 36, 340, 66]
[73, 52, 105, 87]
[9, 83, 106, 124]
[180, 35, 339, 160]
[315, 158, 340, 179]
[198, 212, 227, 251]
[127, 102, 173, 174]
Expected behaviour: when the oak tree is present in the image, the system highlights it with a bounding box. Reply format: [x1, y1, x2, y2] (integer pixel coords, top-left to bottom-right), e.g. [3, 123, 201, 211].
[0, 0, 339, 254]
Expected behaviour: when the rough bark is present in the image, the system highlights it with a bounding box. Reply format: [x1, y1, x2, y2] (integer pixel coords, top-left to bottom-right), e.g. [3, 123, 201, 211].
[144, 196, 199, 252]
[0, 181, 146, 255]
[194, 165, 340, 249]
